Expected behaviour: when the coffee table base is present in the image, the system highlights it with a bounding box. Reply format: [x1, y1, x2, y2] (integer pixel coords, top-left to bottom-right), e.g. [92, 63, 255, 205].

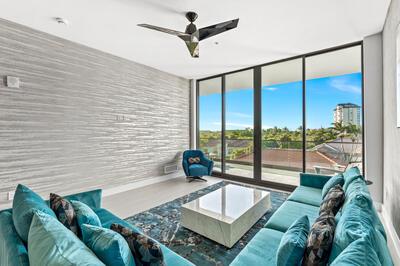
[181, 193, 271, 248]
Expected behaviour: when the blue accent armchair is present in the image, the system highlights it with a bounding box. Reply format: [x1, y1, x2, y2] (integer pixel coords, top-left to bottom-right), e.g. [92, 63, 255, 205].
[182, 150, 214, 182]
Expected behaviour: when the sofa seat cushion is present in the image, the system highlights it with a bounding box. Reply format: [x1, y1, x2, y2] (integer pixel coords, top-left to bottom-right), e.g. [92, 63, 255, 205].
[265, 201, 319, 232]
[287, 186, 323, 207]
[0, 211, 29, 266]
[28, 210, 104, 266]
[230, 228, 284, 266]
[94, 208, 194, 266]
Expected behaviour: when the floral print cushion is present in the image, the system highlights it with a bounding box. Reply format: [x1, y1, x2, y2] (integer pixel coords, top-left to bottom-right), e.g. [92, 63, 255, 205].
[111, 223, 165, 266]
[49, 193, 78, 236]
[302, 213, 336, 266]
[319, 185, 345, 216]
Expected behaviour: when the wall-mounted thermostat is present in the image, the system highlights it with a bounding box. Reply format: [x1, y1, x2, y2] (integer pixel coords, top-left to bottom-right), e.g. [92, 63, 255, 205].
[6, 76, 20, 88]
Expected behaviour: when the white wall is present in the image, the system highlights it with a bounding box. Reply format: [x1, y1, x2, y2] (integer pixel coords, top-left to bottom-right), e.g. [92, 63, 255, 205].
[363, 33, 384, 203]
[382, 0, 400, 260]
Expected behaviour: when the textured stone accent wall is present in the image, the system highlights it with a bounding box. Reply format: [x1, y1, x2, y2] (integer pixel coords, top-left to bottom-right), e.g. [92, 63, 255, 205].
[0, 18, 190, 208]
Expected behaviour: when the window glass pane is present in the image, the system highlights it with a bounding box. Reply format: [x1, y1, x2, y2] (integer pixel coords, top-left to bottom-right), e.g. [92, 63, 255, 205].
[306, 46, 362, 174]
[225, 70, 254, 178]
[198, 78, 222, 172]
[261, 59, 302, 186]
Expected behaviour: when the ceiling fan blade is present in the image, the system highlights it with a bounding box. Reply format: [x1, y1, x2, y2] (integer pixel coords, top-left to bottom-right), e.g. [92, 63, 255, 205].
[137, 24, 188, 37]
[198, 18, 239, 41]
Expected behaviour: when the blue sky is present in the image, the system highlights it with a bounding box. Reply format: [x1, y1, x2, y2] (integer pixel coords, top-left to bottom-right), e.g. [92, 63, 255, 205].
[199, 72, 362, 131]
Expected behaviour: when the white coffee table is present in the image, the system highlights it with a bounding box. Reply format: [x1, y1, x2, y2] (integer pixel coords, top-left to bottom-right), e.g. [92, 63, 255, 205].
[181, 184, 271, 248]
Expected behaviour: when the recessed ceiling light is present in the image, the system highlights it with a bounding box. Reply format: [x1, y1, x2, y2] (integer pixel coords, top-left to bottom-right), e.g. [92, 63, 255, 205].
[214, 41, 219, 45]
[54, 17, 69, 25]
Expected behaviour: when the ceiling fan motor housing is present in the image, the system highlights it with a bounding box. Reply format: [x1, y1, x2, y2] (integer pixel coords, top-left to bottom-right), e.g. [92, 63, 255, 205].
[185, 11, 198, 22]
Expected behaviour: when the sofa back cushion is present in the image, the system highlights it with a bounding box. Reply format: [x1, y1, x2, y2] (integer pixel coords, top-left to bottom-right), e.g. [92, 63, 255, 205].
[12, 184, 56, 242]
[28, 210, 104, 266]
[81, 224, 135, 266]
[343, 166, 363, 191]
[330, 236, 381, 266]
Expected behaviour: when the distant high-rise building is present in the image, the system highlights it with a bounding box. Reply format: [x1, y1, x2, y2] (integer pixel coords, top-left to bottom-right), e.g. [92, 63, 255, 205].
[333, 103, 361, 126]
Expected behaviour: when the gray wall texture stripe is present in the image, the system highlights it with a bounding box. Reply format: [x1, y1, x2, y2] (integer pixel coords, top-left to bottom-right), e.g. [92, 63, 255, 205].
[0, 18, 190, 208]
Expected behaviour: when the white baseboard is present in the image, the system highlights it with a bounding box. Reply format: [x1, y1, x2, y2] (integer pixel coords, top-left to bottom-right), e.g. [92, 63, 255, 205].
[380, 205, 400, 265]
[102, 171, 184, 197]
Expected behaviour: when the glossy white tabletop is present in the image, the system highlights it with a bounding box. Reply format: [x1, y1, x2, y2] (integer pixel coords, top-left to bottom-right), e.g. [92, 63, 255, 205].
[182, 184, 269, 223]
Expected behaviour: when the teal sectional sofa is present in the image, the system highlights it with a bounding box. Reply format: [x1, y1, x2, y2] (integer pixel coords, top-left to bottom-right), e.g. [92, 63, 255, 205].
[0, 189, 194, 266]
[230, 170, 393, 266]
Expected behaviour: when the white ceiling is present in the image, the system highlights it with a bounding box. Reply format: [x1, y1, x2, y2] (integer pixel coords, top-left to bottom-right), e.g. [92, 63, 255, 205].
[0, 0, 391, 79]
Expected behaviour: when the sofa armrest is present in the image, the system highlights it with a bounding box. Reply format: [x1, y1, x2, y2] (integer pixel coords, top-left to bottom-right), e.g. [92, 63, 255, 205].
[300, 173, 332, 189]
[0, 211, 29, 266]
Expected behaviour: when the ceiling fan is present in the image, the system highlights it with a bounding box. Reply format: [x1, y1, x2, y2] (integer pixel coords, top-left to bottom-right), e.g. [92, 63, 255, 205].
[138, 12, 239, 58]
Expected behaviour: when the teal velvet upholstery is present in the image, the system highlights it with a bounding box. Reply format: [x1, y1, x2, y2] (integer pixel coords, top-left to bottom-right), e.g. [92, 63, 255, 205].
[276, 216, 309, 266]
[230, 228, 284, 266]
[299, 173, 332, 189]
[94, 208, 194, 266]
[63, 189, 102, 210]
[182, 150, 213, 177]
[374, 229, 394, 266]
[264, 201, 319, 232]
[0, 211, 29, 266]
[322, 174, 344, 198]
[287, 186, 323, 207]
[343, 166, 363, 191]
[12, 184, 56, 242]
[329, 193, 376, 263]
[71, 200, 102, 230]
[28, 210, 104, 266]
[81, 224, 135, 266]
[330, 237, 381, 266]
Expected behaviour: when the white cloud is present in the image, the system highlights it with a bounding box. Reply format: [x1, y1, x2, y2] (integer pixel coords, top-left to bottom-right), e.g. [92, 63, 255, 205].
[227, 112, 252, 118]
[329, 78, 361, 94]
[262, 87, 278, 91]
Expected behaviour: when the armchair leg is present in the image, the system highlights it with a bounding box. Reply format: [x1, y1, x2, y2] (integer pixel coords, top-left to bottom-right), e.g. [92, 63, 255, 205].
[186, 176, 207, 182]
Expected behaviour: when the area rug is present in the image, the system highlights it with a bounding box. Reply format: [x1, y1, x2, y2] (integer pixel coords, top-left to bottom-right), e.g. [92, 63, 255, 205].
[124, 181, 289, 266]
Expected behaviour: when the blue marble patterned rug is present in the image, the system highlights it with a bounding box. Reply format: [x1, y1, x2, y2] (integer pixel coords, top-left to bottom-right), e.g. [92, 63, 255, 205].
[124, 181, 289, 266]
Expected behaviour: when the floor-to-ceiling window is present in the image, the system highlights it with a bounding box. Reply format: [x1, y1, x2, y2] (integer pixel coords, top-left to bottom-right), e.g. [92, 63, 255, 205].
[261, 59, 303, 186]
[305, 46, 363, 174]
[197, 43, 363, 188]
[225, 70, 254, 178]
[198, 77, 222, 172]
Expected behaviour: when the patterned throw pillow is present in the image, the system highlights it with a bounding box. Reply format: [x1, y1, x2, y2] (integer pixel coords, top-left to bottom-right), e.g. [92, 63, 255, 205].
[319, 185, 345, 216]
[188, 157, 201, 164]
[49, 193, 78, 236]
[302, 213, 336, 266]
[111, 223, 165, 266]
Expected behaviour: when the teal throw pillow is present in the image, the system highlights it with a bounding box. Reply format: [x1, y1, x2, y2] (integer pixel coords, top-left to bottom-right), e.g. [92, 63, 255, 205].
[322, 174, 344, 199]
[330, 236, 380, 266]
[12, 184, 56, 242]
[276, 215, 309, 266]
[70, 200, 101, 234]
[81, 224, 135, 266]
[28, 210, 104, 266]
